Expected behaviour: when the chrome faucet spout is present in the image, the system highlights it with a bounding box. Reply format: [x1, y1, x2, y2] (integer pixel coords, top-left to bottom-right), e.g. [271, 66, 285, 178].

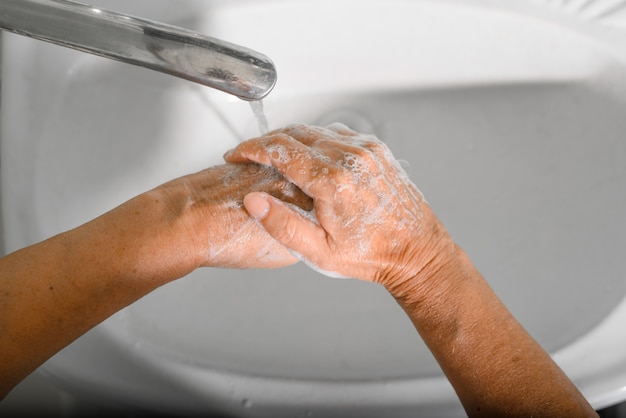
[0, 0, 277, 100]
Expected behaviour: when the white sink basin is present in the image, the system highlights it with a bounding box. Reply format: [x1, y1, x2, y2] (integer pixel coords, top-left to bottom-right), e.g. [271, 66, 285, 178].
[3, 0, 626, 416]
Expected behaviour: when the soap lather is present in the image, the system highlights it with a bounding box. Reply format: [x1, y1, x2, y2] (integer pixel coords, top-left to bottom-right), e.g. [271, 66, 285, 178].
[0, 0, 277, 101]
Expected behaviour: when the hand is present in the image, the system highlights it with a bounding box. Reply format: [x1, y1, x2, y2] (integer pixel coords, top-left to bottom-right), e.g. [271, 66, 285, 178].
[153, 162, 313, 270]
[0, 161, 312, 396]
[224, 125, 599, 418]
[224, 124, 455, 294]
[84, 162, 313, 287]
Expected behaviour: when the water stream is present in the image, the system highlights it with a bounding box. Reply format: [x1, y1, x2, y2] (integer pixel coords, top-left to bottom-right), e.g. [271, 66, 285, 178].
[249, 100, 270, 135]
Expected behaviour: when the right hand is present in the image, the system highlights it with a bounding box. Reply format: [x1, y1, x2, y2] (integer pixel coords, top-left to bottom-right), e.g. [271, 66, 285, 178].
[224, 124, 456, 296]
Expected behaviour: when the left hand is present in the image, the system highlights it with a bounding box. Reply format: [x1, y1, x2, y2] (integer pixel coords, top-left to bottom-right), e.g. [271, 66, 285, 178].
[152, 162, 314, 270]
[82, 163, 313, 287]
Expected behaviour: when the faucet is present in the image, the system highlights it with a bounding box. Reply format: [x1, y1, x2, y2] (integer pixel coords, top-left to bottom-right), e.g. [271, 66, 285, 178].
[0, 0, 277, 101]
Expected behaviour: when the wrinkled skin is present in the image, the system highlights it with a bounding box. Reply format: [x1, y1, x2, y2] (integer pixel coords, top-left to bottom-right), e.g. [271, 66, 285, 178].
[225, 123, 453, 292]
[157, 162, 313, 269]
[225, 123, 596, 418]
[0, 124, 598, 417]
[0, 161, 312, 398]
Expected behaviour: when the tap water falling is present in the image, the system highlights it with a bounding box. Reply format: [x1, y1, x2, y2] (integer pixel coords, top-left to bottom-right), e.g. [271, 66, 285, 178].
[249, 100, 270, 135]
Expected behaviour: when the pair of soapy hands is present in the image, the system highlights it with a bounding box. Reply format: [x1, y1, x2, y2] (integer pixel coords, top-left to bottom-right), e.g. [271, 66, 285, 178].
[170, 122, 452, 294]
[3, 123, 596, 416]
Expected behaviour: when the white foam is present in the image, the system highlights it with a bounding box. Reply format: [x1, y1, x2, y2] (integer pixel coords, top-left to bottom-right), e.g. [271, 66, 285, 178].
[266, 144, 291, 164]
[285, 201, 319, 226]
[289, 249, 352, 280]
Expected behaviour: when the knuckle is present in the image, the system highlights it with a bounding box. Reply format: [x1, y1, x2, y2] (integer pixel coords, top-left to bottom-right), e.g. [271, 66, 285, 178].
[352, 144, 374, 159]
[362, 137, 387, 156]
[282, 124, 318, 143]
[269, 132, 294, 143]
[325, 122, 356, 136]
[283, 122, 308, 133]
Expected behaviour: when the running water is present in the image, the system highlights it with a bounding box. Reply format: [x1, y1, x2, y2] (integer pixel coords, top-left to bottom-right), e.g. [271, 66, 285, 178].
[249, 100, 270, 135]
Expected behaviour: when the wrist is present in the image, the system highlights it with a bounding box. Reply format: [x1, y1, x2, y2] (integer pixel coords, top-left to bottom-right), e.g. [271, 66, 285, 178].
[383, 235, 472, 313]
[126, 187, 207, 281]
[72, 187, 203, 288]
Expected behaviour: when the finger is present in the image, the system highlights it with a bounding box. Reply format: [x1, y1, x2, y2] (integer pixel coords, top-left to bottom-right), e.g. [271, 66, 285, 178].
[223, 124, 362, 165]
[225, 134, 335, 197]
[243, 192, 328, 263]
[223, 133, 293, 165]
[279, 124, 340, 146]
[279, 126, 384, 172]
[281, 124, 364, 147]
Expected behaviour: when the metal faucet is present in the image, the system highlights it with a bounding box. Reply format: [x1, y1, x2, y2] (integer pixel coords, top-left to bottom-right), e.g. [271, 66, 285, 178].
[0, 0, 277, 101]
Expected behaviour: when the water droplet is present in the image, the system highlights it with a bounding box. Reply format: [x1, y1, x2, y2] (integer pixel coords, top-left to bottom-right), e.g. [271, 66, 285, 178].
[242, 398, 253, 408]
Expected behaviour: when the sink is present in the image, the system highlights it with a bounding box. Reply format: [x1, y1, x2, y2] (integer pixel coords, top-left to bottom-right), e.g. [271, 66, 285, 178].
[3, 0, 626, 416]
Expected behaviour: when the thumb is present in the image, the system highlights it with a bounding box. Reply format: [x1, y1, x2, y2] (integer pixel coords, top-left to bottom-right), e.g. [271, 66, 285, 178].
[243, 192, 326, 259]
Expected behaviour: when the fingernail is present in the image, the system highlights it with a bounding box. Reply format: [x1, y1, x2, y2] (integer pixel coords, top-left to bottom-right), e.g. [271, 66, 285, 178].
[244, 193, 270, 220]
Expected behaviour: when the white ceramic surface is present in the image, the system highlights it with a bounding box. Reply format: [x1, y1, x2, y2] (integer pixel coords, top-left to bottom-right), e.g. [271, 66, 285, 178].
[2, 0, 626, 416]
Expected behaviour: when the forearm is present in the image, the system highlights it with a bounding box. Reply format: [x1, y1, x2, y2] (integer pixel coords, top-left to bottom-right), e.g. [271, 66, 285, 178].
[0, 163, 307, 398]
[0, 191, 194, 398]
[391, 244, 597, 417]
[215, 124, 598, 415]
